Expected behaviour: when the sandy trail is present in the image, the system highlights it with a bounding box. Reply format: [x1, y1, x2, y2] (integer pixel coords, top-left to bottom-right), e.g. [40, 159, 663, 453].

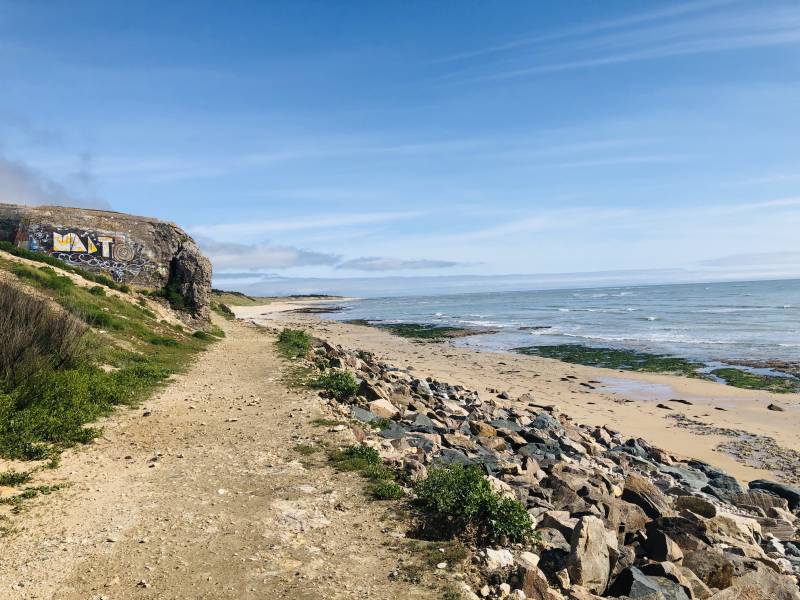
[238, 304, 800, 485]
[0, 317, 431, 599]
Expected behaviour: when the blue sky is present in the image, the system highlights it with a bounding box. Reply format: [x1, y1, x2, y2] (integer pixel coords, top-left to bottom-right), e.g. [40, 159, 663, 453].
[2, 0, 800, 295]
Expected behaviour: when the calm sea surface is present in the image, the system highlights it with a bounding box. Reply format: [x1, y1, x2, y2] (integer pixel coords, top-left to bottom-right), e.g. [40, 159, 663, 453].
[324, 279, 800, 365]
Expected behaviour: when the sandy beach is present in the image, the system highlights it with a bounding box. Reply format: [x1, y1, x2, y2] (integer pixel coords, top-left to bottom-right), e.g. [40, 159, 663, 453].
[236, 302, 800, 485]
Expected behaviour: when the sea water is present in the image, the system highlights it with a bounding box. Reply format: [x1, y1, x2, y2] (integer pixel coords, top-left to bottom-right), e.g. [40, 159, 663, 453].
[323, 279, 800, 364]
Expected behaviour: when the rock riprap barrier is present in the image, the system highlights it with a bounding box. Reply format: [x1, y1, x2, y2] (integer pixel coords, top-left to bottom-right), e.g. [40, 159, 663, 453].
[314, 339, 800, 600]
[0, 203, 211, 318]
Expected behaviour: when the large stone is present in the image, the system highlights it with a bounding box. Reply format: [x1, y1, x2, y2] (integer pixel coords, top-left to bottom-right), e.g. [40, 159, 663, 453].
[367, 398, 399, 419]
[0, 202, 212, 318]
[676, 495, 717, 518]
[519, 563, 565, 600]
[567, 516, 611, 594]
[682, 550, 734, 589]
[706, 562, 800, 600]
[643, 526, 685, 562]
[749, 480, 800, 511]
[608, 567, 670, 598]
[623, 473, 674, 520]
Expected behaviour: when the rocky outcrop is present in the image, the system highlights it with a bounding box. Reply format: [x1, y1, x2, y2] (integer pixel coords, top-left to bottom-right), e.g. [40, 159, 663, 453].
[0, 203, 211, 319]
[301, 338, 800, 600]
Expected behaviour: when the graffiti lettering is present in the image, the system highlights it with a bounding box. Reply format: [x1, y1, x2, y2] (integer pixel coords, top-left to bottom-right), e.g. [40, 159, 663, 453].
[20, 224, 155, 283]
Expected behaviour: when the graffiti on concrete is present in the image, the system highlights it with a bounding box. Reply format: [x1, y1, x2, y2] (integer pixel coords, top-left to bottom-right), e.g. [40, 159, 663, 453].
[23, 223, 154, 283]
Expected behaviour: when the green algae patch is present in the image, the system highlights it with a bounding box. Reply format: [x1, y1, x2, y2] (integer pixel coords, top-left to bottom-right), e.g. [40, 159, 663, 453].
[513, 344, 704, 377]
[710, 368, 800, 394]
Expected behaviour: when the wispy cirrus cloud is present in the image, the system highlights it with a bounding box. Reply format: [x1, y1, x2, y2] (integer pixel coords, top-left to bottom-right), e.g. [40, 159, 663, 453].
[191, 210, 426, 238]
[438, 1, 800, 83]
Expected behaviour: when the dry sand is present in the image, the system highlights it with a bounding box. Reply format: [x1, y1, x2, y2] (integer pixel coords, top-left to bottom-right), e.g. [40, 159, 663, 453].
[237, 302, 800, 485]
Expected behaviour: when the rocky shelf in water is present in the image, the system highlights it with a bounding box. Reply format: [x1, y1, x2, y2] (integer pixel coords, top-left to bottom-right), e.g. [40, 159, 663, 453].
[344, 320, 499, 342]
[513, 344, 800, 394]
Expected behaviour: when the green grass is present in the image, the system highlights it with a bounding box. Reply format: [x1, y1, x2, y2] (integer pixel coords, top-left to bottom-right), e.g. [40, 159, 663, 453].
[276, 328, 312, 358]
[329, 444, 381, 472]
[370, 480, 404, 500]
[514, 344, 703, 377]
[0, 252, 218, 462]
[0, 471, 32, 486]
[710, 367, 800, 393]
[311, 370, 359, 400]
[211, 301, 235, 319]
[309, 417, 345, 428]
[293, 443, 320, 456]
[413, 464, 533, 544]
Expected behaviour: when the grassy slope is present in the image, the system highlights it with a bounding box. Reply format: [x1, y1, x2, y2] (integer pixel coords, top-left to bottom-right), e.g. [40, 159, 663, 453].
[0, 250, 221, 462]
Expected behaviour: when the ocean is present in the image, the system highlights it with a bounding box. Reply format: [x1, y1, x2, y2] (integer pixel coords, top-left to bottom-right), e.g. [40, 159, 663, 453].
[324, 279, 800, 366]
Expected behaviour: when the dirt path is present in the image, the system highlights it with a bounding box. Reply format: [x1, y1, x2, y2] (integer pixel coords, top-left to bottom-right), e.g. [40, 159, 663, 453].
[0, 318, 432, 599]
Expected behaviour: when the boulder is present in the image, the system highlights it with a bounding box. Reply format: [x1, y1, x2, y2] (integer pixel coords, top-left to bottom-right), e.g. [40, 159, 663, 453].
[682, 550, 735, 589]
[367, 398, 399, 419]
[567, 516, 611, 594]
[676, 495, 717, 519]
[623, 473, 674, 520]
[643, 526, 685, 563]
[749, 480, 800, 511]
[608, 567, 688, 599]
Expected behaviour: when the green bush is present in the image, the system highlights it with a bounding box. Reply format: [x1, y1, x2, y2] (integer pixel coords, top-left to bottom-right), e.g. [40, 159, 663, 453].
[148, 336, 180, 347]
[413, 465, 533, 544]
[88, 286, 106, 296]
[0, 471, 31, 486]
[370, 480, 404, 500]
[211, 301, 235, 320]
[312, 370, 358, 400]
[276, 328, 311, 358]
[330, 444, 381, 471]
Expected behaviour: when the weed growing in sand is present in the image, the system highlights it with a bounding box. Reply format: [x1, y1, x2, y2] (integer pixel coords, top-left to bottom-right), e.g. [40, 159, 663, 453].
[293, 443, 320, 456]
[276, 328, 311, 358]
[329, 444, 381, 471]
[0, 471, 31, 486]
[413, 464, 533, 544]
[309, 417, 345, 428]
[370, 480, 404, 500]
[312, 370, 358, 400]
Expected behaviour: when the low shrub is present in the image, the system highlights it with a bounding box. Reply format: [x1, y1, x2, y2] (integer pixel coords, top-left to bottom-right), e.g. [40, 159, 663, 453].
[413, 464, 533, 544]
[330, 444, 381, 471]
[370, 480, 404, 500]
[211, 301, 235, 320]
[276, 328, 311, 358]
[0, 282, 87, 388]
[0, 471, 31, 486]
[148, 336, 180, 347]
[88, 286, 106, 296]
[312, 370, 358, 400]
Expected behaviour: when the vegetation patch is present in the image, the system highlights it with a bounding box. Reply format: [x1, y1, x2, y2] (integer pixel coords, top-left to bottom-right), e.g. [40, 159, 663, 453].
[0, 251, 217, 462]
[514, 344, 703, 377]
[376, 323, 481, 342]
[276, 328, 312, 358]
[211, 301, 235, 319]
[413, 464, 533, 545]
[710, 367, 800, 393]
[311, 370, 358, 400]
[329, 444, 381, 472]
[0, 471, 32, 487]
